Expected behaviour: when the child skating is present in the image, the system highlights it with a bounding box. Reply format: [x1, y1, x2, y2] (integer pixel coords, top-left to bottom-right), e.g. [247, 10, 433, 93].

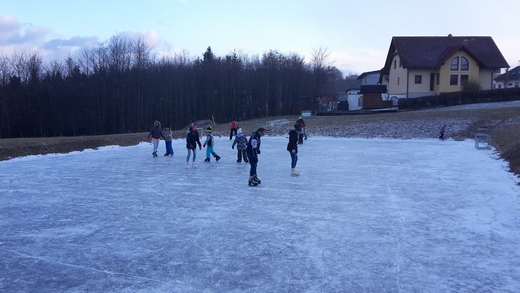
[232, 128, 248, 163]
[203, 126, 221, 162]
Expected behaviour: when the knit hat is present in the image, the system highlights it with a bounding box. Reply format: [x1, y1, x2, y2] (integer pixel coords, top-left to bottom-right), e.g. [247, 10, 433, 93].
[237, 128, 242, 134]
[206, 126, 212, 132]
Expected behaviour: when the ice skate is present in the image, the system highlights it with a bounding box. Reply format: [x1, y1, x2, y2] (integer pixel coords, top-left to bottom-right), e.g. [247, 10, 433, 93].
[252, 175, 261, 184]
[248, 176, 258, 186]
[152, 151, 157, 157]
[291, 168, 300, 176]
[192, 162, 197, 167]
[204, 158, 210, 162]
[237, 159, 241, 163]
[185, 162, 190, 168]
[215, 155, 221, 162]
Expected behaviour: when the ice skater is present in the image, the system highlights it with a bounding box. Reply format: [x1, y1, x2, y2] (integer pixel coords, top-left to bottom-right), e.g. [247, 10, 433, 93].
[287, 124, 301, 176]
[203, 126, 221, 162]
[232, 128, 248, 163]
[148, 120, 166, 157]
[246, 127, 266, 186]
[162, 125, 174, 156]
[186, 126, 202, 167]
[296, 117, 306, 143]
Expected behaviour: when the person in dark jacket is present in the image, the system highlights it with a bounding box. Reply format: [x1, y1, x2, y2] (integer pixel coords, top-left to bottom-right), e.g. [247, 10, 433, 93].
[287, 124, 301, 175]
[148, 120, 166, 157]
[186, 126, 202, 167]
[246, 127, 266, 186]
[232, 128, 248, 163]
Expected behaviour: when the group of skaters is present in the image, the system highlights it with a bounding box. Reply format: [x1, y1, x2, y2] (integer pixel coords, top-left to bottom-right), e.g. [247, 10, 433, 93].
[148, 117, 307, 186]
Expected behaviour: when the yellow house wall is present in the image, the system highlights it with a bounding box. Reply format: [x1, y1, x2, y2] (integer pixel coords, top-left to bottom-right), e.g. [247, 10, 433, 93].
[408, 69, 436, 94]
[437, 51, 480, 92]
[387, 54, 408, 95]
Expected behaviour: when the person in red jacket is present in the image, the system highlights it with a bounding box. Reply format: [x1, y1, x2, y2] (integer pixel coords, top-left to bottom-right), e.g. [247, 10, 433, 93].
[230, 118, 239, 140]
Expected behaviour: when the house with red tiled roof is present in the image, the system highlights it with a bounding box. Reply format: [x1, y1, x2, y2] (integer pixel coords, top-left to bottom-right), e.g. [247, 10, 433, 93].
[380, 35, 509, 99]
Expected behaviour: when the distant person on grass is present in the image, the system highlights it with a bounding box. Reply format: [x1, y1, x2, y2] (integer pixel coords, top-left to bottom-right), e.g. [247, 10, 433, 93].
[230, 118, 239, 140]
[439, 124, 447, 140]
[148, 120, 166, 157]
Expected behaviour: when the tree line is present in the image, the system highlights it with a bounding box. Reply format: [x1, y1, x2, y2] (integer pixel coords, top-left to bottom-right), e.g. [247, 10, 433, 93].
[0, 35, 357, 138]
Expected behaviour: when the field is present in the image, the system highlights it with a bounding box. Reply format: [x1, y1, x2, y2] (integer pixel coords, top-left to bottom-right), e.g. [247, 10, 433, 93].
[1, 101, 519, 178]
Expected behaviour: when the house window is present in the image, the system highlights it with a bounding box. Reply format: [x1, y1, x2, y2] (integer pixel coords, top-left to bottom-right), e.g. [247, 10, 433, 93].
[415, 75, 422, 84]
[437, 73, 440, 85]
[450, 57, 459, 70]
[460, 57, 469, 70]
[394, 60, 397, 69]
[397, 77, 400, 86]
[450, 56, 469, 71]
[450, 75, 459, 85]
[460, 75, 469, 85]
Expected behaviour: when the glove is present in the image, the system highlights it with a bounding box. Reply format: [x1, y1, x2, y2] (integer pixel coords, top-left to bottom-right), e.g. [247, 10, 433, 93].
[199, 146, 202, 150]
[257, 149, 261, 155]
[203, 143, 206, 147]
[232, 146, 235, 149]
[291, 150, 296, 153]
[189, 144, 193, 149]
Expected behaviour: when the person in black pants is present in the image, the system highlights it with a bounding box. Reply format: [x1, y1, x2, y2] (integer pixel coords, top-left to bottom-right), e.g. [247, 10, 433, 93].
[246, 127, 266, 186]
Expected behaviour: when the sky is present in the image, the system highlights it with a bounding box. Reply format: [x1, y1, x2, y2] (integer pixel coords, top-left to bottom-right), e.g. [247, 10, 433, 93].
[1, 0, 519, 76]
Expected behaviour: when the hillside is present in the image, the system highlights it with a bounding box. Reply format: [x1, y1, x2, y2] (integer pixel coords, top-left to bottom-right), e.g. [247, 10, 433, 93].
[1, 101, 519, 178]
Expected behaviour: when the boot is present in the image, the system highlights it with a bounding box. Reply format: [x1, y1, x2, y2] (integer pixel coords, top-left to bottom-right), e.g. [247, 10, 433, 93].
[204, 158, 210, 162]
[252, 175, 261, 184]
[237, 159, 241, 163]
[248, 176, 258, 186]
[215, 155, 221, 162]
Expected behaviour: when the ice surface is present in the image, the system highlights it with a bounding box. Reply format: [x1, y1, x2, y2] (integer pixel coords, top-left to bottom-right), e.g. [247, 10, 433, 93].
[1, 137, 519, 292]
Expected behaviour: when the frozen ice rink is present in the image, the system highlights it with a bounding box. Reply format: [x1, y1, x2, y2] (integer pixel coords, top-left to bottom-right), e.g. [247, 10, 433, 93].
[1, 136, 519, 292]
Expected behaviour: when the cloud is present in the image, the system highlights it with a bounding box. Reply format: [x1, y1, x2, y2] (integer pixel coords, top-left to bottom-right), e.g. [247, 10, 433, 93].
[118, 30, 162, 48]
[0, 15, 102, 63]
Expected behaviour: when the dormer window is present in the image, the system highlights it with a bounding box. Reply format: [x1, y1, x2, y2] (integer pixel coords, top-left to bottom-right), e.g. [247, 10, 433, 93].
[460, 57, 469, 70]
[450, 56, 469, 71]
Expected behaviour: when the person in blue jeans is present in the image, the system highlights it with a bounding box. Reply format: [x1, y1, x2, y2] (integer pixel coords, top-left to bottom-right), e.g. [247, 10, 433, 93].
[246, 127, 266, 186]
[287, 124, 301, 175]
[162, 126, 174, 156]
